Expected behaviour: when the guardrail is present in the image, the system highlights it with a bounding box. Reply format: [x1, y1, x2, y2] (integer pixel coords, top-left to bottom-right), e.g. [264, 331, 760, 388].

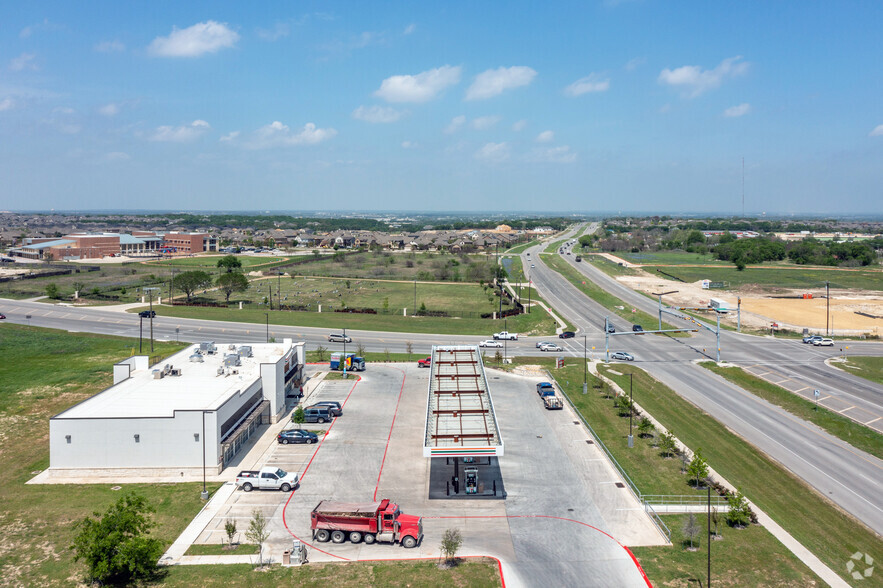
[643, 494, 729, 508]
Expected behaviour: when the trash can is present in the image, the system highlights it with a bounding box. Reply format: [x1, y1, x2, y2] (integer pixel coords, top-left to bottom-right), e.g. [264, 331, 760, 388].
[282, 550, 290, 565]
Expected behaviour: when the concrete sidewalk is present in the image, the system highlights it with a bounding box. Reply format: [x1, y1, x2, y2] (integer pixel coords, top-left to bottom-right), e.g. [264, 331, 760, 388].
[160, 482, 238, 564]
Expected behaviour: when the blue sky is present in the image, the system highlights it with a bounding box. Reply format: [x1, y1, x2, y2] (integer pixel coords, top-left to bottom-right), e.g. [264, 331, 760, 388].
[1, 2, 881, 214]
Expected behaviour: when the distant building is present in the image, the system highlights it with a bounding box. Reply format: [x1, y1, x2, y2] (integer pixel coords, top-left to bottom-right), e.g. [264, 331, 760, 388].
[8, 231, 216, 260]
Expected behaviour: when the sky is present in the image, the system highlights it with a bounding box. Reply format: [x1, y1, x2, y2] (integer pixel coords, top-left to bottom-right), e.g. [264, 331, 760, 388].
[1, 1, 882, 214]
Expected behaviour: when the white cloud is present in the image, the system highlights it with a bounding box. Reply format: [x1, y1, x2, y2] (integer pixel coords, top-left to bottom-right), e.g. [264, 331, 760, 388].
[54, 106, 75, 114]
[536, 130, 554, 143]
[375, 65, 461, 103]
[148, 21, 239, 57]
[724, 103, 751, 118]
[245, 121, 337, 149]
[512, 119, 527, 132]
[9, 53, 37, 72]
[95, 40, 125, 53]
[869, 124, 883, 137]
[352, 105, 406, 123]
[472, 115, 501, 130]
[466, 66, 537, 101]
[475, 142, 510, 163]
[564, 74, 610, 97]
[150, 119, 211, 142]
[401, 140, 417, 149]
[444, 115, 466, 134]
[529, 145, 577, 164]
[98, 103, 120, 117]
[658, 56, 749, 98]
[256, 22, 290, 41]
[103, 151, 131, 162]
[624, 57, 645, 71]
[0, 98, 15, 111]
[220, 131, 240, 142]
[20, 19, 63, 39]
[403, 23, 416, 35]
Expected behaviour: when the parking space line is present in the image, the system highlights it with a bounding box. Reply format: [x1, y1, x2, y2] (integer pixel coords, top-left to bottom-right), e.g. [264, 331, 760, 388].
[866, 417, 881, 425]
[793, 386, 810, 393]
[838, 406, 857, 414]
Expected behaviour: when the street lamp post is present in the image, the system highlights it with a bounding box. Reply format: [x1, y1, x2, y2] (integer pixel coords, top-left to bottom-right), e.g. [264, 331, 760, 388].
[583, 335, 588, 394]
[503, 318, 507, 363]
[144, 287, 159, 353]
[627, 373, 634, 448]
[201, 411, 209, 500]
[264, 313, 269, 343]
[139, 315, 143, 353]
[413, 279, 417, 315]
[342, 327, 347, 378]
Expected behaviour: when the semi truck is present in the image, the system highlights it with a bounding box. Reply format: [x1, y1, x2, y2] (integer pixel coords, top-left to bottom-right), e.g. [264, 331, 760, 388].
[709, 298, 731, 312]
[310, 499, 423, 548]
[330, 352, 366, 372]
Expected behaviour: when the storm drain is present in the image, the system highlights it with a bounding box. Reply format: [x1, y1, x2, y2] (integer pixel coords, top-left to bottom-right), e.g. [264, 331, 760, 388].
[615, 482, 625, 489]
[585, 440, 594, 444]
[573, 421, 579, 425]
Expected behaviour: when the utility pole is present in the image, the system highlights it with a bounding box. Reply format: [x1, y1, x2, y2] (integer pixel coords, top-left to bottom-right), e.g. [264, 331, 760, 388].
[627, 373, 634, 448]
[826, 281, 830, 336]
[583, 335, 588, 394]
[144, 287, 159, 353]
[264, 313, 269, 343]
[708, 484, 712, 587]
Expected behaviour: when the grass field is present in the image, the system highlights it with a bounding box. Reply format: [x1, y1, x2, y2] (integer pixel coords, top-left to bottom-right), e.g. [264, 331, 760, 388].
[584, 254, 640, 277]
[597, 363, 882, 586]
[632, 514, 821, 586]
[0, 324, 213, 586]
[505, 239, 539, 254]
[541, 254, 688, 335]
[701, 362, 882, 459]
[184, 543, 261, 555]
[837, 356, 883, 385]
[145, 255, 293, 268]
[642, 263, 883, 292]
[159, 558, 501, 587]
[544, 238, 567, 253]
[618, 251, 719, 265]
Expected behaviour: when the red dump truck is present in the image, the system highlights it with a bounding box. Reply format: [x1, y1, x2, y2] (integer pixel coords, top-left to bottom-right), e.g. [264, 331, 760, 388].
[310, 499, 423, 548]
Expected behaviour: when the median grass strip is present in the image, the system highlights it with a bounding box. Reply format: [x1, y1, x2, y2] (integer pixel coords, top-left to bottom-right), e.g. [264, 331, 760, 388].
[0, 324, 213, 585]
[541, 254, 687, 335]
[160, 558, 502, 587]
[641, 263, 883, 292]
[544, 238, 568, 253]
[184, 543, 261, 555]
[837, 356, 883, 386]
[631, 514, 822, 586]
[505, 239, 539, 254]
[700, 361, 883, 459]
[598, 363, 882, 586]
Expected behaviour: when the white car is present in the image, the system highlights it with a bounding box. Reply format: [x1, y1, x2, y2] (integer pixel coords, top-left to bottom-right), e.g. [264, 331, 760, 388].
[813, 338, 834, 347]
[479, 339, 503, 348]
[539, 343, 563, 352]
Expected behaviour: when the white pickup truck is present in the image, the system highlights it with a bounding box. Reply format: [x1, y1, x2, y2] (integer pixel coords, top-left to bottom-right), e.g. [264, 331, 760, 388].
[493, 331, 518, 340]
[235, 466, 299, 492]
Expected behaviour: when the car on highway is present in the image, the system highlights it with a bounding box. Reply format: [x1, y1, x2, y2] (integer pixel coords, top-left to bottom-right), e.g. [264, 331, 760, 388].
[632, 324, 644, 333]
[531, 264, 535, 268]
[535, 341, 553, 348]
[606, 324, 616, 333]
[479, 339, 503, 348]
[328, 333, 352, 343]
[310, 401, 342, 416]
[138, 310, 156, 318]
[0, 313, 5, 320]
[278, 429, 318, 444]
[610, 351, 635, 361]
[813, 338, 834, 347]
[803, 335, 823, 344]
[539, 343, 563, 352]
[559, 331, 575, 339]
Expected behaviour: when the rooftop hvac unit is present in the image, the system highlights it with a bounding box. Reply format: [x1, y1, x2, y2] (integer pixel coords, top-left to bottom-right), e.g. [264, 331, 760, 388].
[199, 342, 217, 355]
[152, 369, 163, 379]
[216, 366, 225, 376]
[224, 354, 241, 367]
[238, 345, 253, 358]
[189, 353, 204, 363]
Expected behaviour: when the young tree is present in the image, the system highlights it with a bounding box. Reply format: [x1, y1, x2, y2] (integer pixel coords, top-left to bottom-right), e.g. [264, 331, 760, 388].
[72, 281, 85, 299]
[172, 270, 212, 301]
[70, 492, 163, 585]
[637, 417, 655, 438]
[216, 271, 249, 302]
[726, 489, 751, 528]
[224, 520, 237, 547]
[686, 448, 710, 488]
[711, 507, 720, 538]
[384, 348, 391, 362]
[245, 509, 270, 567]
[45, 283, 60, 299]
[292, 406, 305, 429]
[659, 431, 677, 458]
[439, 528, 463, 567]
[406, 341, 413, 360]
[216, 255, 242, 272]
[615, 394, 633, 417]
[357, 343, 366, 358]
[682, 513, 700, 550]
[315, 345, 328, 362]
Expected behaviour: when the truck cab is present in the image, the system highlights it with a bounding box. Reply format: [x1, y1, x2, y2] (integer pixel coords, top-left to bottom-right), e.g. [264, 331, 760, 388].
[330, 352, 366, 372]
[536, 382, 555, 397]
[311, 499, 423, 548]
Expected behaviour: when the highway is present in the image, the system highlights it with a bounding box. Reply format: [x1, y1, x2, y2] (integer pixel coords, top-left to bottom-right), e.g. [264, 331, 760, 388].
[2, 223, 882, 535]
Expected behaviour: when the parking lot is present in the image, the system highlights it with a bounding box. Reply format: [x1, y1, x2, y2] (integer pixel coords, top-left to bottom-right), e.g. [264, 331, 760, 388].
[187, 363, 664, 587]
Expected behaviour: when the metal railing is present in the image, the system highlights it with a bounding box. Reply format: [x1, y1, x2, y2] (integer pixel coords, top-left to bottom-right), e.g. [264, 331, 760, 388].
[643, 494, 729, 508]
[644, 503, 671, 539]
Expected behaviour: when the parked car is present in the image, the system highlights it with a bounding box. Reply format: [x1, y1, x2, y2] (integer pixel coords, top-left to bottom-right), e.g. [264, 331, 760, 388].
[632, 325, 644, 333]
[539, 343, 563, 352]
[278, 429, 318, 444]
[610, 351, 635, 361]
[328, 333, 352, 343]
[138, 310, 156, 318]
[803, 335, 823, 344]
[813, 338, 834, 347]
[235, 467, 298, 492]
[310, 401, 342, 416]
[479, 339, 503, 348]
[303, 407, 334, 423]
[559, 331, 575, 339]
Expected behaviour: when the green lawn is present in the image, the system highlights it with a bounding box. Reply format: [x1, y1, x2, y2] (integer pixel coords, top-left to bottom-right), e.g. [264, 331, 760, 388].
[837, 356, 883, 385]
[541, 254, 689, 335]
[583, 254, 640, 277]
[632, 514, 822, 586]
[0, 324, 213, 586]
[598, 363, 882, 586]
[642, 264, 883, 292]
[160, 559, 501, 587]
[544, 238, 567, 253]
[700, 362, 882, 459]
[185, 543, 261, 556]
[618, 251, 719, 265]
[505, 239, 539, 254]
[151, 255, 293, 268]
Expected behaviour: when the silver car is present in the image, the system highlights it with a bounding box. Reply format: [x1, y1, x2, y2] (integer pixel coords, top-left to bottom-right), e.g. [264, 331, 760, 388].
[610, 351, 635, 361]
[539, 343, 563, 352]
[479, 339, 503, 348]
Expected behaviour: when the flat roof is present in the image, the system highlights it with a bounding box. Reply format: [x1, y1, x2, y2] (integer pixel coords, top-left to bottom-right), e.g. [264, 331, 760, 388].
[423, 345, 504, 458]
[55, 342, 292, 420]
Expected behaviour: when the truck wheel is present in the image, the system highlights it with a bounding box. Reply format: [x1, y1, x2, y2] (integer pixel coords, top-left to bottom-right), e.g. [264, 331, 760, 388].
[331, 530, 346, 544]
[315, 529, 330, 542]
[364, 533, 376, 544]
[242, 482, 252, 492]
[280, 483, 291, 492]
[349, 532, 363, 543]
[401, 535, 418, 548]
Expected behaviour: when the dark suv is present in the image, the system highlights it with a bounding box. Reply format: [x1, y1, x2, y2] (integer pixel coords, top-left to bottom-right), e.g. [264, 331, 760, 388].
[632, 324, 644, 333]
[303, 407, 333, 423]
[310, 401, 342, 417]
[139, 310, 156, 318]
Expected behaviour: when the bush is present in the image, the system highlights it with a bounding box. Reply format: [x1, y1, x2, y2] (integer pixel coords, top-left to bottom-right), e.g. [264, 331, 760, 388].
[726, 489, 752, 528]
